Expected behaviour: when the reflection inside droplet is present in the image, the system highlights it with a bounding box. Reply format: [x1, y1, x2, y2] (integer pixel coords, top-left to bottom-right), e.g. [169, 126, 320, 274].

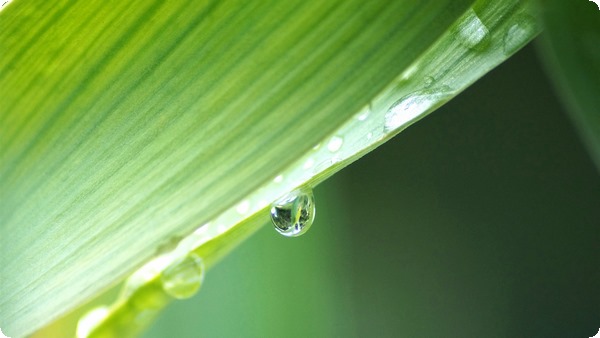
[270, 188, 316, 237]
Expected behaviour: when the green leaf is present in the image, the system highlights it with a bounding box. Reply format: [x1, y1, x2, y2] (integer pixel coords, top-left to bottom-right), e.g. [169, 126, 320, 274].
[0, 0, 539, 336]
[537, 0, 600, 170]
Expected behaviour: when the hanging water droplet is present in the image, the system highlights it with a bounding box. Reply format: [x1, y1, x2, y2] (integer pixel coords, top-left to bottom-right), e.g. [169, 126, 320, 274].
[455, 9, 490, 50]
[503, 14, 537, 55]
[270, 188, 316, 237]
[76, 306, 109, 338]
[160, 253, 205, 299]
[384, 86, 453, 133]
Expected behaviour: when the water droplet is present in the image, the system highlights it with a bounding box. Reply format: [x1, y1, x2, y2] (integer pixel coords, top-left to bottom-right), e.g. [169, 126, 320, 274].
[76, 306, 109, 338]
[327, 136, 343, 152]
[423, 76, 435, 87]
[312, 143, 321, 150]
[217, 223, 229, 234]
[124, 255, 171, 297]
[366, 132, 373, 140]
[161, 253, 205, 299]
[270, 188, 316, 237]
[356, 110, 370, 121]
[303, 158, 315, 169]
[503, 15, 537, 55]
[194, 223, 209, 236]
[236, 200, 250, 215]
[384, 87, 453, 133]
[401, 64, 419, 80]
[455, 9, 490, 50]
[257, 199, 269, 209]
[273, 175, 283, 183]
[130, 283, 169, 310]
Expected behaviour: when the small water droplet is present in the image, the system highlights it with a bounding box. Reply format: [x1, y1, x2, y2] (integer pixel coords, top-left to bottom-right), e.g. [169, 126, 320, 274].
[217, 223, 229, 234]
[257, 199, 269, 209]
[236, 200, 250, 215]
[303, 158, 315, 169]
[401, 64, 419, 80]
[124, 255, 171, 298]
[270, 188, 316, 237]
[384, 87, 452, 133]
[273, 175, 283, 183]
[312, 143, 321, 150]
[76, 306, 109, 338]
[366, 132, 373, 140]
[455, 9, 490, 50]
[161, 253, 205, 299]
[327, 136, 343, 152]
[423, 76, 435, 87]
[503, 15, 537, 55]
[356, 110, 370, 121]
[194, 223, 209, 236]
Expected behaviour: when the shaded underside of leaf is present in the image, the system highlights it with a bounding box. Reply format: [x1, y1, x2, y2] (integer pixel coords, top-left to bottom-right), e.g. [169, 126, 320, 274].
[537, 0, 600, 171]
[1, 0, 478, 335]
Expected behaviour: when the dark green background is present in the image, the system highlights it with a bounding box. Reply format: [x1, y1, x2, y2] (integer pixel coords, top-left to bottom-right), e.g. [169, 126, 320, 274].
[145, 44, 599, 338]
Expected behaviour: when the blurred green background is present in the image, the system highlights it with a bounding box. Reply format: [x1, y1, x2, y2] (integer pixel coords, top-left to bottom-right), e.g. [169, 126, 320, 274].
[144, 44, 599, 338]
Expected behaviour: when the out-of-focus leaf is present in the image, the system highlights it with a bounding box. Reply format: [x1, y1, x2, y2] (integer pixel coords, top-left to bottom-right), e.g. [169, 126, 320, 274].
[538, 0, 600, 170]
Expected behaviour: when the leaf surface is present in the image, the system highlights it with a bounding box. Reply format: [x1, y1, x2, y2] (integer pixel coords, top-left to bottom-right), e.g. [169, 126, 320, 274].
[0, 0, 539, 336]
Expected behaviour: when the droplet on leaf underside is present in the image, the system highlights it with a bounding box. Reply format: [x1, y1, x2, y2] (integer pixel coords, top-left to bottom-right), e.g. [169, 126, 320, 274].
[160, 253, 205, 299]
[270, 188, 316, 237]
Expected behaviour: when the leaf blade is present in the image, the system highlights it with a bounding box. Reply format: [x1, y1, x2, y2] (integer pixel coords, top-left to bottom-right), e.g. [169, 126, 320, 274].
[1, 0, 481, 335]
